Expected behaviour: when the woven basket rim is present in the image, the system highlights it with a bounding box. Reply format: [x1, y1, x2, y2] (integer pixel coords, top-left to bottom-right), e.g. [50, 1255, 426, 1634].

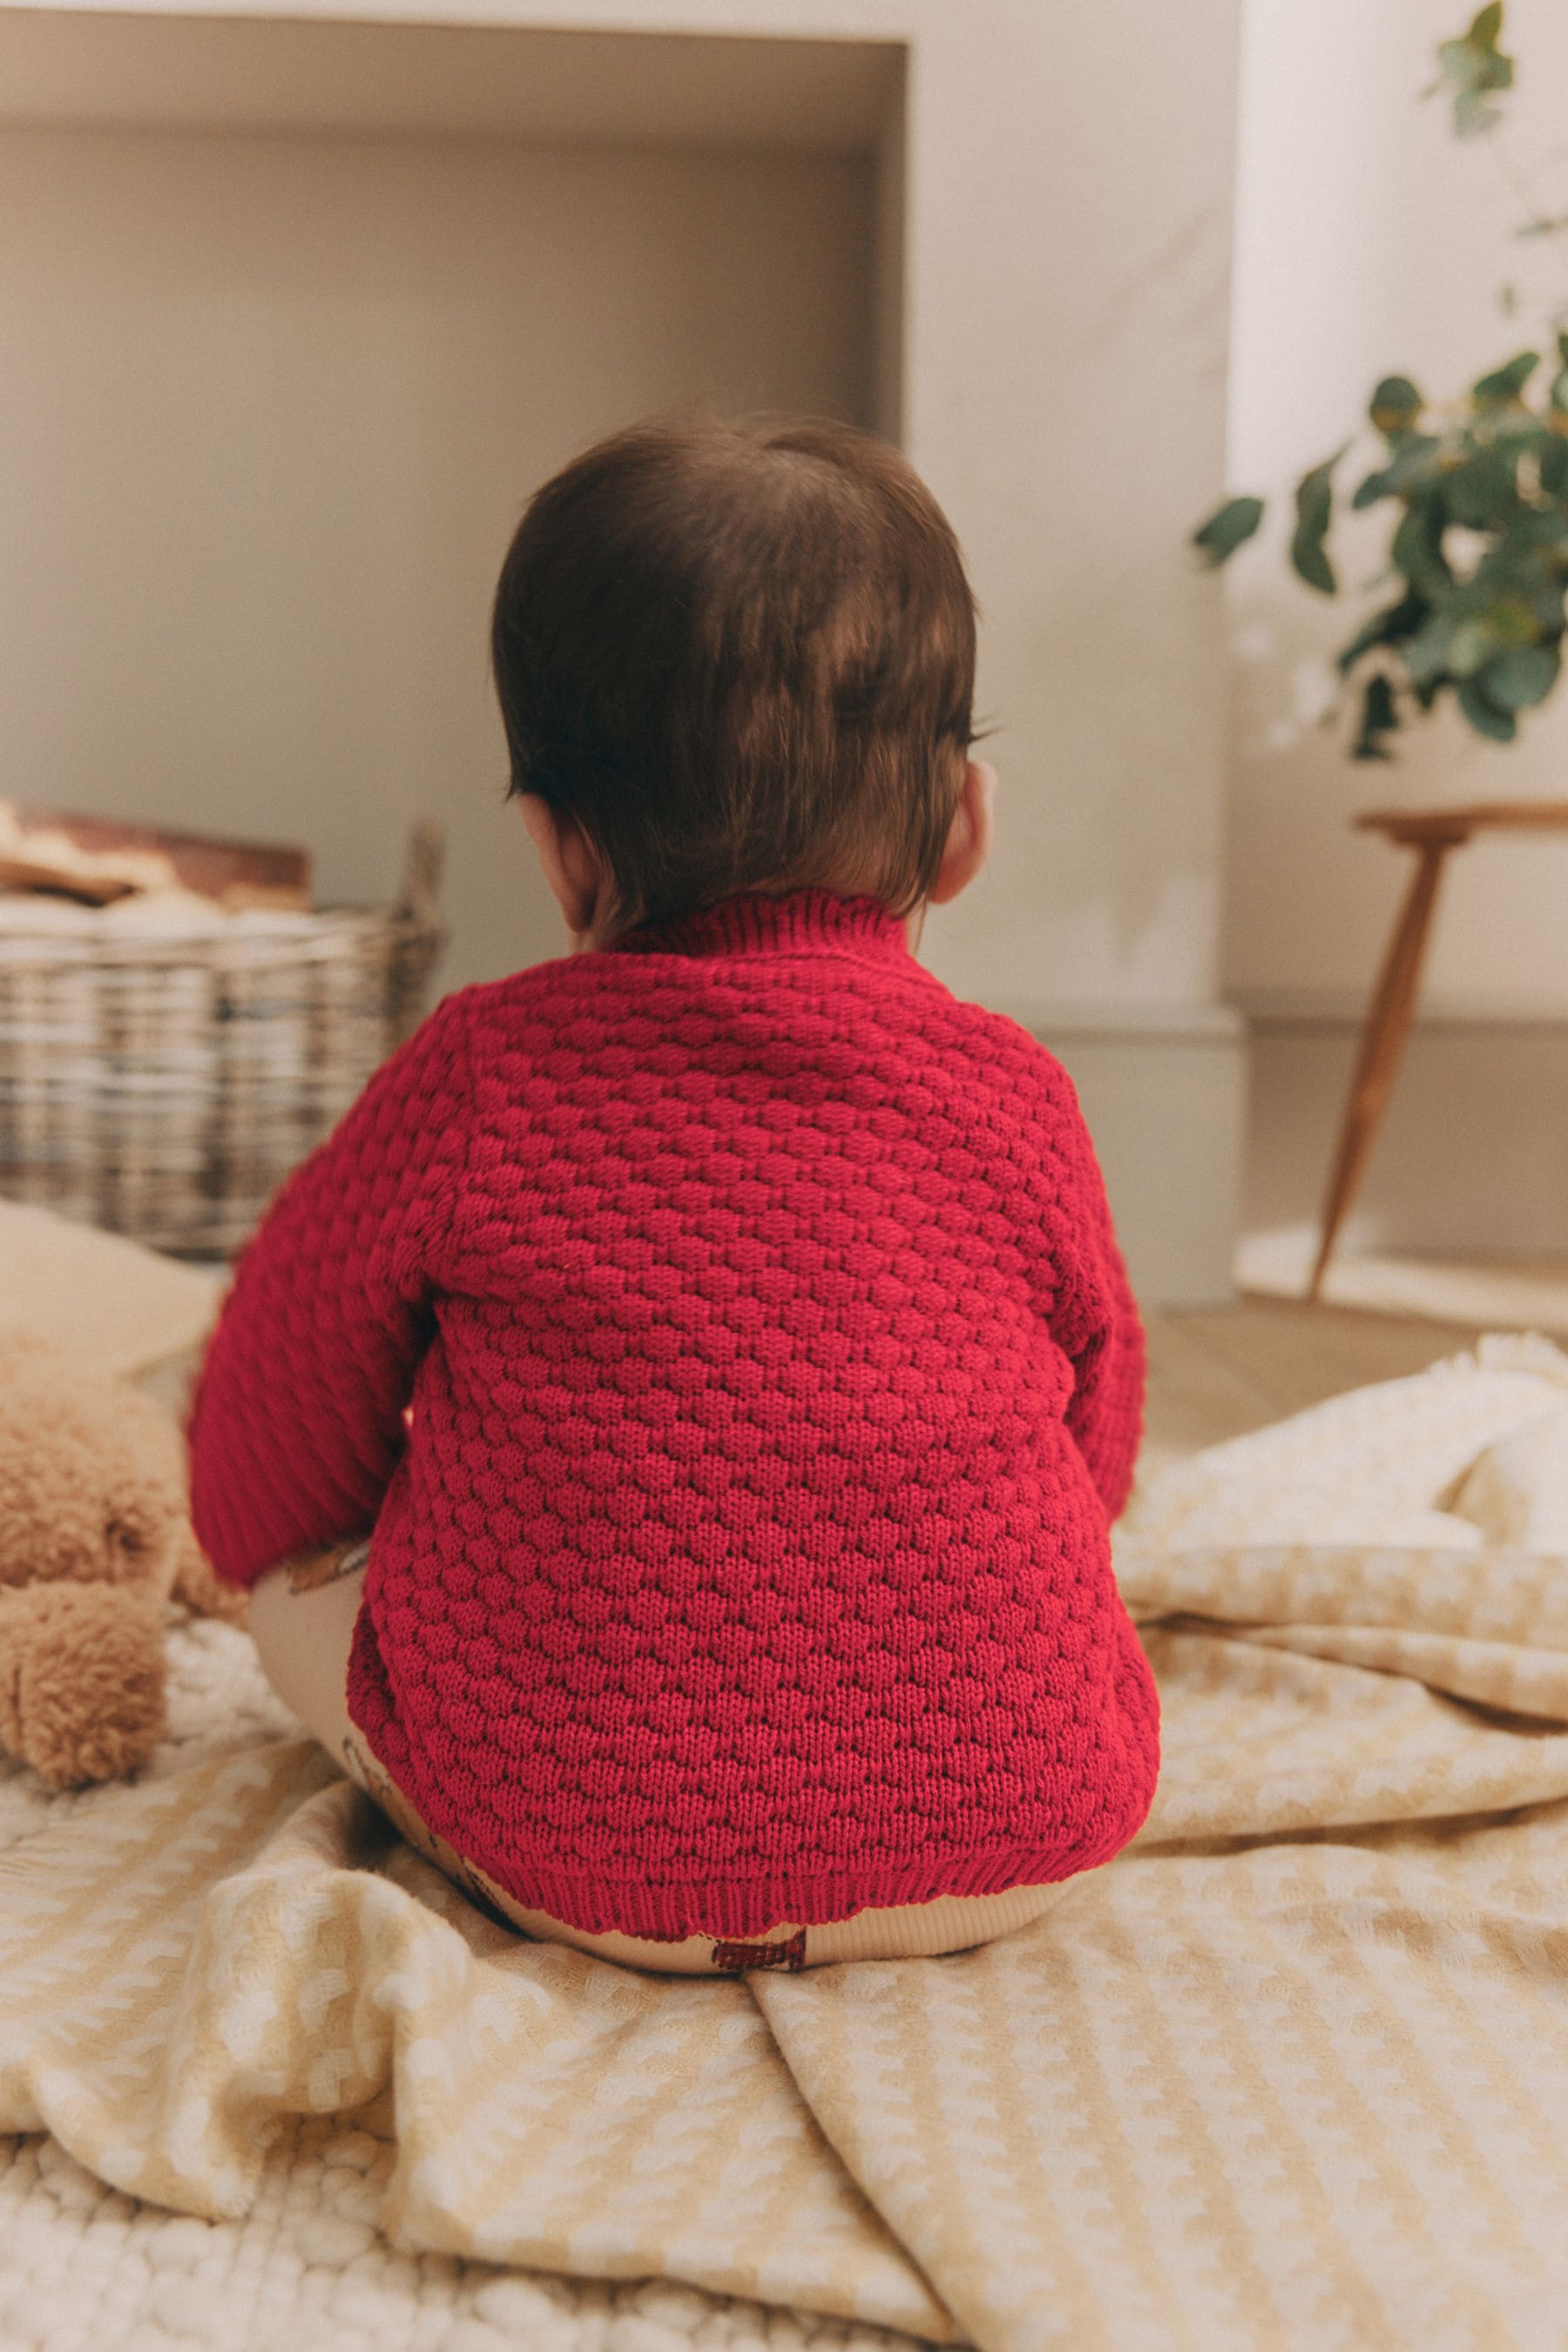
[0, 909, 441, 970]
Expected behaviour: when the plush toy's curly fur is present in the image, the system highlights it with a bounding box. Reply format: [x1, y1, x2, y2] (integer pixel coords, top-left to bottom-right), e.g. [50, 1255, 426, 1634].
[0, 1340, 242, 1788]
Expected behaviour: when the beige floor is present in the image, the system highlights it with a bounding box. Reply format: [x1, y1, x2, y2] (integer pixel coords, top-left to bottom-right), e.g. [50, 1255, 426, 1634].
[1143, 1294, 1484, 1463]
[1235, 1231, 1568, 1341]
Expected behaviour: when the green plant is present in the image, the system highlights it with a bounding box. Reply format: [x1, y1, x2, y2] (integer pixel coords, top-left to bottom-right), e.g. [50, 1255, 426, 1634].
[1195, 4, 1568, 759]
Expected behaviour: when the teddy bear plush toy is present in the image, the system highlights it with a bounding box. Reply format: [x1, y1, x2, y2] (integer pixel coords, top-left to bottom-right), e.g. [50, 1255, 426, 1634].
[0, 1339, 242, 1788]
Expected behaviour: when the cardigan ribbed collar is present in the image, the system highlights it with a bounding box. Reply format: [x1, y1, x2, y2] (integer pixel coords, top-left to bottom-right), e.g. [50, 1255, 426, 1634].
[603, 885, 913, 964]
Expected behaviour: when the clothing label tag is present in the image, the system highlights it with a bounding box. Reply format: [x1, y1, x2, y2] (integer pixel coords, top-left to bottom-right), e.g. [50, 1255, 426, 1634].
[708, 1927, 808, 1973]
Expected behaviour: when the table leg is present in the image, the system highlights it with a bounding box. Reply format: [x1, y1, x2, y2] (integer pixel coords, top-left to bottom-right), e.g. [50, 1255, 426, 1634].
[1308, 841, 1450, 1300]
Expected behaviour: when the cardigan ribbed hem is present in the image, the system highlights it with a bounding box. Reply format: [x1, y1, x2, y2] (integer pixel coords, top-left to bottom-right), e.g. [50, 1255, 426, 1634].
[441, 1820, 1147, 1944]
[602, 885, 912, 965]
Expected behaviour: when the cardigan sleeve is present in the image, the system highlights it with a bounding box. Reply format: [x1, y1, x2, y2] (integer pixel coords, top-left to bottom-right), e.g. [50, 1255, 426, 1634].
[1032, 1064, 1146, 1524]
[186, 987, 475, 1589]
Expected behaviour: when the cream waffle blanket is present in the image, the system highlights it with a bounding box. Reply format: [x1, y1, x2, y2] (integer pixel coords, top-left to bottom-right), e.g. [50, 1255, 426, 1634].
[3, 1332, 1568, 2352]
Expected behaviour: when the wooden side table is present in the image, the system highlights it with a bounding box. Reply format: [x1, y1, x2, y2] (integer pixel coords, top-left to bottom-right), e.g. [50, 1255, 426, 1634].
[1308, 800, 1568, 1299]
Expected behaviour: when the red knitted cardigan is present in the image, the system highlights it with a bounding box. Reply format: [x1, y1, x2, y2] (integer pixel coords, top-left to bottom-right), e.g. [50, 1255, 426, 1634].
[187, 886, 1159, 1941]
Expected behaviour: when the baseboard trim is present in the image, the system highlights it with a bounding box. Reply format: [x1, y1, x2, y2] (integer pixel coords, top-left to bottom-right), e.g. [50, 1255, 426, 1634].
[1233, 987, 1568, 1034]
[1245, 1014, 1568, 1260]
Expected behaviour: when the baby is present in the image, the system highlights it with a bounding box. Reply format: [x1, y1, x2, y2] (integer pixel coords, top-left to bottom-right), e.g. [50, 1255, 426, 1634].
[187, 415, 1159, 1975]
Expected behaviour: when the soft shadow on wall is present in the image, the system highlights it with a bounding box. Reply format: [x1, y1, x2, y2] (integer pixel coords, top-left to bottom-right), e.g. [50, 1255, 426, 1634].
[2, 85, 882, 991]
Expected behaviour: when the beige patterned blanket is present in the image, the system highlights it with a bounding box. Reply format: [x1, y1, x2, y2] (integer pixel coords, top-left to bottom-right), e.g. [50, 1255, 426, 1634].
[3, 1332, 1567, 2352]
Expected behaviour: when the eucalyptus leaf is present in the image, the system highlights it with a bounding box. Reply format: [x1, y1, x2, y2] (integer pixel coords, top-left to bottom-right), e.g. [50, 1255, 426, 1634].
[1192, 495, 1265, 566]
[1382, 435, 1446, 496]
[1484, 640, 1561, 706]
[1391, 499, 1452, 598]
[1335, 591, 1429, 675]
[1353, 674, 1399, 761]
[1447, 618, 1498, 676]
[1432, 3, 1514, 137]
[1482, 594, 1544, 645]
[1289, 452, 1342, 596]
[1484, 512, 1568, 567]
[1369, 375, 1423, 434]
[1472, 349, 1539, 404]
[1442, 445, 1522, 526]
[1486, 400, 1546, 443]
[1401, 613, 1456, 686]
[1290, 531, 1336, 597]
[1457, 674, 1517, 740]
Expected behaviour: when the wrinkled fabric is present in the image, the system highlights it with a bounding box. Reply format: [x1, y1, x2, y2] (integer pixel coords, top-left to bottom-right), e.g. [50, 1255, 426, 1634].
[3, 1334, 1568, 2352]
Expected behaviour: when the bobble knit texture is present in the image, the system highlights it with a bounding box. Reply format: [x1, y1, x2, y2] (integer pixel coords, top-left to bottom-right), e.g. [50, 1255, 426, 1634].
[188, 888, 1159, 1941]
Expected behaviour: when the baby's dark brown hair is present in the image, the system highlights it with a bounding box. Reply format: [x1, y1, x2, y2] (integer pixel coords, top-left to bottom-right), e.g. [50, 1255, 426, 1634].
[490, 413, 977, 936]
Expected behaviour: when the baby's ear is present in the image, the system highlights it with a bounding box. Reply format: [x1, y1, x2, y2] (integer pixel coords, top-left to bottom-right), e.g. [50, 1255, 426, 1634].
[927, 759, 997, 907]
[517, 794, 611, 941]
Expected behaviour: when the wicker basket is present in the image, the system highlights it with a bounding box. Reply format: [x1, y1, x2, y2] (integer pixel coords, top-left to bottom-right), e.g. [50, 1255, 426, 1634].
[0, 822, 445, 1260]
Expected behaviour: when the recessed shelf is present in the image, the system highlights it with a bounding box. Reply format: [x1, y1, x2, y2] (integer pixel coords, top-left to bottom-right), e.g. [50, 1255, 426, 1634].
[0, 5, 900, 995]
[0, 7, 903, 151]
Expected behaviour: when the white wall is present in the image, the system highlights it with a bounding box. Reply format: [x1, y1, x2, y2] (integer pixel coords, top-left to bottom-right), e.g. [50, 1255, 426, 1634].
[1227, 0, 1568, 1017]
[889, 0, 1241, 1019]
[2, 0, 1249, 1298]
[0, 122, 875, 990]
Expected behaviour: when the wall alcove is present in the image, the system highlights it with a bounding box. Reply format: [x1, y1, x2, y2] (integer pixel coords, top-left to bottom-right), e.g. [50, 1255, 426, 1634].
[0, 7, 905, 986]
